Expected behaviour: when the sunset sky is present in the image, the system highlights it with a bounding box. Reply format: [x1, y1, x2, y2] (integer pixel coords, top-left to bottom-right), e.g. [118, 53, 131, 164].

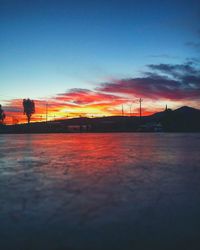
[1, 0, 200, 124]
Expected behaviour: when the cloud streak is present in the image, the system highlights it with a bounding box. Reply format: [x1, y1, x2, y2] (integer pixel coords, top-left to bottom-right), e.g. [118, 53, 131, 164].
[186, 41, 200, 50]
[99, 62, 200, 101]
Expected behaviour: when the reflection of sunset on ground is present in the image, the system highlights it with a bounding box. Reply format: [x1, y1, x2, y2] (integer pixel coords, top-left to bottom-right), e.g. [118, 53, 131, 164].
[1, 133, 200, 249]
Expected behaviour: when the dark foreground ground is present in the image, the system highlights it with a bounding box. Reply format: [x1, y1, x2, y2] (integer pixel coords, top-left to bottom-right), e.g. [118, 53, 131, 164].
[0, 133, 200, 250]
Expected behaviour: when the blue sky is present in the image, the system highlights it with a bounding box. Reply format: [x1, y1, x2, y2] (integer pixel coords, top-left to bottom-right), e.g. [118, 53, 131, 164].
[0, 0, 200, 118]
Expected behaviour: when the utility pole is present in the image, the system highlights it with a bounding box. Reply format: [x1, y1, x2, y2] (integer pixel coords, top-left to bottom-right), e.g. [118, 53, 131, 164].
[129, 102, 134, 116]
[46, 102, 48, 122]
[122, 104, 124, 116]
[139, 98, 143, 120]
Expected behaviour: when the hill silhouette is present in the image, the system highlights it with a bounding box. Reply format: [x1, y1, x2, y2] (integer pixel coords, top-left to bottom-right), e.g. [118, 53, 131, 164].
[160, 106, 200, 132]
[0, 106, 200, 133]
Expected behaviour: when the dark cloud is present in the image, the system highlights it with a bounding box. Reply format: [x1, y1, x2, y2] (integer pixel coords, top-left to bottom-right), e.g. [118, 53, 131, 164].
[148, 63, 198, 76]
[148, 62, 200, 87]
[185, 29, 200, 50]
[98, 62, 200, 101]
[149, 54, 178, 59]
[185, 57, 200, 65]
[185, 41, 200, 50]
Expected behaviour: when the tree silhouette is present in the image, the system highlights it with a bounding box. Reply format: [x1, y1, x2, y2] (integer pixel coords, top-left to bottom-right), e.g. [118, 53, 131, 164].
[0, 105, 6, 124]
[23, 99, 35, 123]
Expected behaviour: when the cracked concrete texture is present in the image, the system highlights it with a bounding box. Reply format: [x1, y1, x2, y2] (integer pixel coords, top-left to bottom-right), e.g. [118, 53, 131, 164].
[0, 133, 200, 250]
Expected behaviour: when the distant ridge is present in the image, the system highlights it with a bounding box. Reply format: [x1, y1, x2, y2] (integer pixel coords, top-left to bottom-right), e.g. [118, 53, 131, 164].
[157, 105, 200, 132]
[149, 106, 200, 119]
[174, 106, 200, 114]
[0, 106, 200, 133]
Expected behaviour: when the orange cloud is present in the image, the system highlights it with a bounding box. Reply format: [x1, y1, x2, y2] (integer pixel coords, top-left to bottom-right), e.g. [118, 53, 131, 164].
[3, 90, 128, 124]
